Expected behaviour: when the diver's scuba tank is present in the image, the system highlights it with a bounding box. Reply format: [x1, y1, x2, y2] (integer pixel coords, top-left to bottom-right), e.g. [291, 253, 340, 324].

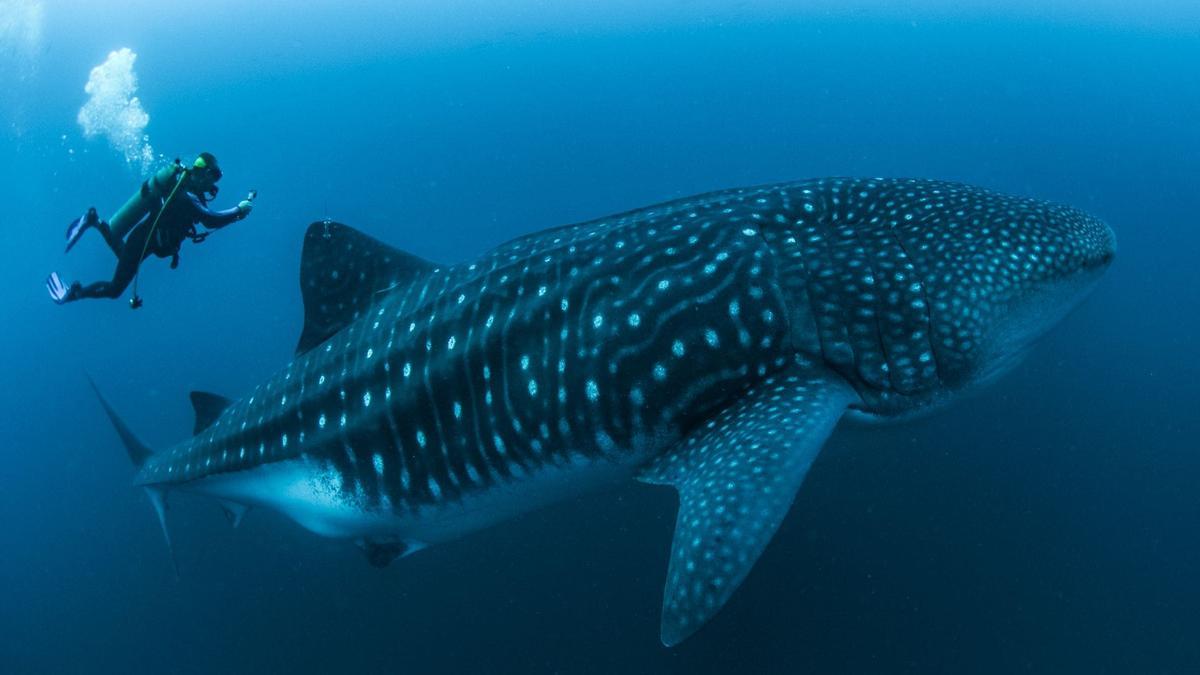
[126, 154, 251, 310]
[127, 158, 192, 310]
[107, 160, 185, 242]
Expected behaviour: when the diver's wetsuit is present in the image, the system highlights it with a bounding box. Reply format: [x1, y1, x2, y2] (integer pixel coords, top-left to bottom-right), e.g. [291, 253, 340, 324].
[71, 192, 246, 300]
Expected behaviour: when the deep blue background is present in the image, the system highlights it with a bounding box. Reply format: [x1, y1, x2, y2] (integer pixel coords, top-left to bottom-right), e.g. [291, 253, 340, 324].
[3, 2, 1198, 673]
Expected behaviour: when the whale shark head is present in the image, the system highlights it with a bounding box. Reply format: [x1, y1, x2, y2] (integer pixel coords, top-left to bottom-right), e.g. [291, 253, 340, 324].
[760, 178, 1116, 415]
[909, 191, 1115, 388]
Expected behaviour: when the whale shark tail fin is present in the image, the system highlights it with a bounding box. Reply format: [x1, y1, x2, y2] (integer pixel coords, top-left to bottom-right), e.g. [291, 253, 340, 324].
[87, 375, 178, 576]
[86, 374, 152, 468]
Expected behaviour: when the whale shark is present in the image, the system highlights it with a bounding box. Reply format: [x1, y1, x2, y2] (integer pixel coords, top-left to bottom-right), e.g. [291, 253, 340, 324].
[93, 177, 1115, 646]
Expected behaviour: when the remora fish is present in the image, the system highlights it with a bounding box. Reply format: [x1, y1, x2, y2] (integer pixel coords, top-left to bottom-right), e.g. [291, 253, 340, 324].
[94, 177, 1115, 645]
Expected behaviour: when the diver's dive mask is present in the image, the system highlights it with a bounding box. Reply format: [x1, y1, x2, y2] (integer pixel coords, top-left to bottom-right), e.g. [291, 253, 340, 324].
[191, 153, 222, 200]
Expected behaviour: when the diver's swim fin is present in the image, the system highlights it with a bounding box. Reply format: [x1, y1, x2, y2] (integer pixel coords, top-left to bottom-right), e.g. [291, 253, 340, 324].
[64, 207, 99, 253]
[45, 272, 77, 305]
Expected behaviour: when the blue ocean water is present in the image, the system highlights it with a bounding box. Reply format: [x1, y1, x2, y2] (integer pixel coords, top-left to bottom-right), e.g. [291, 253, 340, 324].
[3, 2, 1198, 672]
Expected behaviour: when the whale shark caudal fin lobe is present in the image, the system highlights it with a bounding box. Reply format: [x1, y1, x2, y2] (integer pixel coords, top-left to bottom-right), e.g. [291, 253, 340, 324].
[144, 486, 179, 577]
[638, 364, 856, 646]
[86, 374, 152, 467]
[87, 376, 178, 572]
[295, 220, 439, 356]
[189, 391, 232, 435]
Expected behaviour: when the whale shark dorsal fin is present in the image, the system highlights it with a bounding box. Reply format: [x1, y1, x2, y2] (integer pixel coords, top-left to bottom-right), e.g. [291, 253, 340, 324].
[296, 220, 438, 356]
[189, 391, 232, 435]
[638, 364, 856, 646]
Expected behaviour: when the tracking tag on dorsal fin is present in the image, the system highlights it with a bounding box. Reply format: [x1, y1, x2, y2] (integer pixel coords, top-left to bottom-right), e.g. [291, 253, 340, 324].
[189, 391, 232, 435]
[296, 220, 438, 356]
[638, 364, 856, 646]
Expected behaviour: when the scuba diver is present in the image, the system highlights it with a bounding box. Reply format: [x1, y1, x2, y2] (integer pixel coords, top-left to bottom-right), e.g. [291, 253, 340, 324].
[46, 152, 255, 308]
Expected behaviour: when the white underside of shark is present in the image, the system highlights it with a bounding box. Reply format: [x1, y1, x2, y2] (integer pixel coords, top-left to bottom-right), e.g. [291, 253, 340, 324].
[183, 450, 655, 546]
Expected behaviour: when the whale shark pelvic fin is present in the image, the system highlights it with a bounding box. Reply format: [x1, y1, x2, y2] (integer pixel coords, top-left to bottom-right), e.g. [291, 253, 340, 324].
[218, 500, 250, 528]
[638, 363, 856, 646]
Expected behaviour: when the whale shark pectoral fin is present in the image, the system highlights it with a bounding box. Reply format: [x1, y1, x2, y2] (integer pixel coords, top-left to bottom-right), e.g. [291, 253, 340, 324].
[295, 220, 440, 356]
[638, 365, 855, 646]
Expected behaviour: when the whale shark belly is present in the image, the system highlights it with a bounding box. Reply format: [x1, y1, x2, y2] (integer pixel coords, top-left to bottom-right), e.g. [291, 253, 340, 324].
[183, 451, 650, 544]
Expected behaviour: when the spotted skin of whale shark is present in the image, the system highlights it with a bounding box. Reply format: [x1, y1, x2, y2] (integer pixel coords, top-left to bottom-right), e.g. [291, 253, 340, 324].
[92, 177, 1115, 646]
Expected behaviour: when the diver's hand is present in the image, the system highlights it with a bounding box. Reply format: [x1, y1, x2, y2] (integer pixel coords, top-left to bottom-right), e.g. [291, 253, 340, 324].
[238, 200, 254, 216]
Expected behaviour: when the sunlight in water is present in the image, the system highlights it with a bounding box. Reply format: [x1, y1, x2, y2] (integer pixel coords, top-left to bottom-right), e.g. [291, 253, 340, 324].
[0, 0, 42, 56]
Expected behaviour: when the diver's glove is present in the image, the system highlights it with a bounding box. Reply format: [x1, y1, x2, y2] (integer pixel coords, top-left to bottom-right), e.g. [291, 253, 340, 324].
[238, 200, 254, 216]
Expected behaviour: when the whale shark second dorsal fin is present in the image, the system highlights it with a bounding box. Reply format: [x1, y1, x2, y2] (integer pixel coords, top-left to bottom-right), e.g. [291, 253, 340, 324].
[295, 220, 438, 356]
[189, 391, 232, 435]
